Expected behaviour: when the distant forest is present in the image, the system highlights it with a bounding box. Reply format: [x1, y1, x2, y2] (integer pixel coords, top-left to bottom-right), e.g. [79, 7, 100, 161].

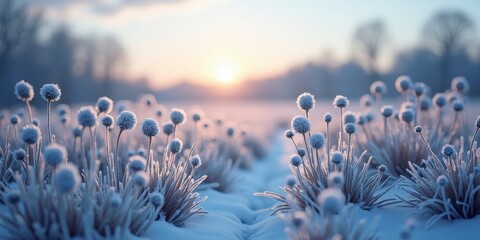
[0, 1, 479, 107]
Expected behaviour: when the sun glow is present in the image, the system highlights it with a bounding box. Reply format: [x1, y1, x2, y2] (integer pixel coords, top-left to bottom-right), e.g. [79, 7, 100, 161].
[214, 63, 234, 84]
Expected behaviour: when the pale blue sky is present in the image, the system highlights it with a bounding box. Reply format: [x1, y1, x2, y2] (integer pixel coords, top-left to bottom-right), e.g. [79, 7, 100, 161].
[38, 0, 480, 88]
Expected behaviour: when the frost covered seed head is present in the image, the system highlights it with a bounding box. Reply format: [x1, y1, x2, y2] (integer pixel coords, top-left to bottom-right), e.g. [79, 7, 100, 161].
[170, 108, 186, 125]
[291, 116, 310, 134]
[44, 144, 67, 167]
[381, 105, 394, 118]
[96, 96, 113, 114]
[366, 112, 375, 122]
[433, 93, 447, 108]
[395, 75, 413, 93]
[168, 138, 183, 154]
[414, 125, 423, 133]
[286, 176, 296, 188]
[357, 115, 367, 125]
[129, 155, 147, 171]
[419, 97, 432, 111]
[101, 115, 114, 127]
[296, 92, 315, 111]
[14, 80, 34, 101]
[297, 148, 306, 158]
[331, 151, 344, 165]
[192, 112, 202, 122]
[400, 109, 414, 124]
[442, 144, 456, 158]
[310, 133, 325, 149]
[150, 193, 165, 208]
[142, 118, 160, 137]
[189, 155, 202, 168]
[344, 111, 356, 124]
[73, 126, 82, 137]
[77, 106, 97, 128]
[324, 113, 332, 123]
[133, 171, 149, 187]
[10, 114, 20, 125]
[116, 111, 137, 130]
[452, 100, 464, 112]
[370, 81, 387, 95]
[40, 84, 61, 102]
[327, 172, 345, 187]
[54, 163, 81, 194]
[163, 122, 174, 135]
[344, 123, 357, 135]
[285, 130, 294, 139]
[290, 154, 302, 167]
[20, 125, 41, 145]
[437, 175, 448, 186]
[451, 76, 469, 94]
[333, 95, 349, 108]
[377, 165, 387, 173]
[13, 149, 26, 162]
[32, 118, 40, 126]
[227, 127, 234, 137]
[318, 188, 345, 215]
[110, 193, 122, 208]
[413, 82, 425, 97]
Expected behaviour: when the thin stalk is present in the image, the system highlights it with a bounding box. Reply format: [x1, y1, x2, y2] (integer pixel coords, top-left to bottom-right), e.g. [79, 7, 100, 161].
[302, 133, 313, 168]
[383, 117, 388, 140]
[104, 127, 110, 162]
[115, 129, 124, 183]
[147, 136, 152, 176]
[24, 100, 33, 124]
[47, 100, 52, 144]
[340, 107, 344, 152]
[470, 128, 479, 160]
[88, 127, 96, 174]
[326, 123, 331, 172]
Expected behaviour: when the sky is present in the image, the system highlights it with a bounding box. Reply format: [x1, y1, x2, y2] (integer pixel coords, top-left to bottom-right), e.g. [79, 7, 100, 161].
[34, 0, 480, 89]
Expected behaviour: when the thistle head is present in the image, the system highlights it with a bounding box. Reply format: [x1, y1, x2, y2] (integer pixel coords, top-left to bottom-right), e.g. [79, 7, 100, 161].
[377, 164, 387, 173]
[39, 83, 62, 102]
[162, 122, 174, 136]
[331, 151, 344, 165]
[96, 96, 114, 114]
[437, 175, 448, 186]
[324, 113, 332, 123]
[419, 97, 432, 111]
[13, 149, 26, 162]
[451, 76, 469, 94]
[116, 111, 137, 130]
[452, 100, 464, 112]
[413, 82, 426, 97]
[327, 172, 345, 187]
[333, 95, 349, 108]
[290, 154, 302, 167]
[101, 115, 114, 128]
[433, 93, 447, 108]
[296, 92, 315, 112]
[400, 109, 414, 124]
[318, 188, 345, 215]
[142, 118, 160, 137]
[168, 138, 183, 154]
[72, 126, 82, 138]
[285, 129, 294, 139]
[44, 144, 68, 167]
[189, 155, 202, 168]
[291, 116, 310, 134]
[381, 105, 394, 118]
[170, 108, 186, 125]
[442, 144, 456, 158]
[150, 192, 165, 208]
[344, 111, 356, 124]
[297, 148, 306, 158]
[128, 155, 147, 171]
[20, 125, 41, 145]
[54, 163, 81, 194]
[14, 80, 34, 101]
[414, 125, 423, 133]
[344, 123, 357, 135]
[133, 171, 150, 187]
[370, 81, 387, 95]
[310, 133, 325, 149]
[395, 75, 413, 93]
[77, 106, 97, 128]
[10, 114, 20, 125]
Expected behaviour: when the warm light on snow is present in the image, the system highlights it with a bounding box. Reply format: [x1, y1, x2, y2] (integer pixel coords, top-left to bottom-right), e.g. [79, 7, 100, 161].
[215, 63, 234, 84]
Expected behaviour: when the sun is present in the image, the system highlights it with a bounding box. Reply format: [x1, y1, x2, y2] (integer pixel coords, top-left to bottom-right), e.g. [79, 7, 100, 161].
[214, 63, 234, 84]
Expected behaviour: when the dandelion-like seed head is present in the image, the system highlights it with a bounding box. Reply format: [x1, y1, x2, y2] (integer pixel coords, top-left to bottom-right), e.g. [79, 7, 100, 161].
[150, 192, 165, 208]
[192, 112, 202, 122]
[413, 82, 425, 97]
[168, 138, 183, 154]
[20, 125, 41, 145]
[170, 108, 186, 125]
[344, 111, 356, 124]
[327, 172, 345, 187]
[333, 95, 349, 108]
[433, 93, 447, 108]
[13, 149, 26, 162]
[14, 80, 34, 101]
[296, 92, 315, 112]
[310, 133, 325, 149]
[381, 105, 394, 118]
[77, 106, 97, 128]
[44, 144, 67, 167]
[32, 118, 40, 127]
[39, 83, 62, 102]
[96, 96, 113, 114]
[442, 144, 456, 158]
[370, 81, 387, 95]
[366, 112, 375, 122]
[291, 116, 310, 134]
[129, 155, 147, 171]
[324, 113, 333, 123]
[110, 193, 122, 208]
[133, 171, 150, 187]
[395, 75, 413, 93]
[142, 118, 160, 137]
[101, 115, 114, 128]
[344, 123, 357, 135]
[331, 151, 344, 165]
[54, 163, 81, 194]
[357, 115, 367, 125]
[285, 129, 294, 139]
[291, 211, 306, 228]
[297, 148, 306, 158]
[400, 109, 415, 124]
[377, 164, 387, 173]
[162, 122, 174, 136]
[419, 97, 432, 111]
[437, 175, 448, 186]
[290, 154, 302, 167]
[10, 114, 20, 125]
[414, 125, 423, 133]
[318, 188, 345, 215]
[73, 126, 82, 138]
[451, 76, 469, 94]
[189, 155, 202, 168]
[452, 100, 464, 112]
[286, 176, 297, 188]
[116, 111, 137, 130]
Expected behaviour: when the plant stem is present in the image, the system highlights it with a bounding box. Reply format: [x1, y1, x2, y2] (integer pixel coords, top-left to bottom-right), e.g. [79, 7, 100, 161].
[47, 100, 52, 144]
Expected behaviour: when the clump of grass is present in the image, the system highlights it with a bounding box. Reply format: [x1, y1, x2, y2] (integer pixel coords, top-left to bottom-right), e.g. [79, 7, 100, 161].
[398, 116, 480, 229]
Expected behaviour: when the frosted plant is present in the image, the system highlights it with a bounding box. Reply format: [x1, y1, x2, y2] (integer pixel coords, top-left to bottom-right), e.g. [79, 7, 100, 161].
[399, 117, 480, 229]
[40, 83, 62, 144]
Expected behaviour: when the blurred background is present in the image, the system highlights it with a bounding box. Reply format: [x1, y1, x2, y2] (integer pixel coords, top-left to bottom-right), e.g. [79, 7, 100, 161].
[0, 0, 479, 107]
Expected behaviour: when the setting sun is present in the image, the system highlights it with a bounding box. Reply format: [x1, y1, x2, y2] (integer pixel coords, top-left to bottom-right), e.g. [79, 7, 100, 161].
[215, 63, 234, 84]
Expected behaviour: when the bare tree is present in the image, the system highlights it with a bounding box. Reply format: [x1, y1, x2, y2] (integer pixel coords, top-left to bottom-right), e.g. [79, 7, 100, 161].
[423, 10, 474, 90]
[0, 0, 41, 78]
[353, 19, 388, 83]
